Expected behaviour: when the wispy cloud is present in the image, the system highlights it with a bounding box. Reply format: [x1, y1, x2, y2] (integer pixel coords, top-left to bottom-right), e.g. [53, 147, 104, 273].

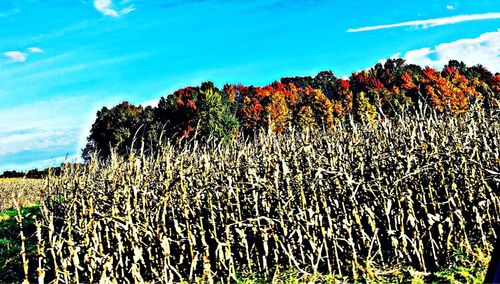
[0, 96, 86, 134]
[446, 5, 456, 10]
[120, 5, 136, 15]
[28, 47, 44, 53]
[0, 127, 79, 157]
[394, 28, 500, 73]
[93, 0, 135, 17]
[3, 51, 27, 62]
[0, 96, 89, 171]
[0, 8, 20, 18]
[347, 12, 500, 32]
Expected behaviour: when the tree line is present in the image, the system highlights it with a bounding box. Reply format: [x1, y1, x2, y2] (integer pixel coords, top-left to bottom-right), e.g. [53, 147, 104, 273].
[83, 59, 500, 160]
[1, 167, 62, 179]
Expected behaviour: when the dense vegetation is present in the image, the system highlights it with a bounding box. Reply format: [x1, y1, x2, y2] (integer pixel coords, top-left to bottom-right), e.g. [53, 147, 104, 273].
[82, 59, 500, 160]
[2, 58, 499, 283]
[7, 108, 498, 283]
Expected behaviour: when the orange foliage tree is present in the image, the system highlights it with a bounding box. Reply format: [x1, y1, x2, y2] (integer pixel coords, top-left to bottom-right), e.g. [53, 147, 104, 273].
[294, 87, 335, 129]
[349, 71, 383, 123]
[257, 83, 293, 132]
[419, 66, 480, 115]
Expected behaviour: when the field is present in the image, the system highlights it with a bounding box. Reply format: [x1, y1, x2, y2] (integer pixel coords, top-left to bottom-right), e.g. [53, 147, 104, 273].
[0, 179, 43, 281]
[2, 110, 500, 283]
[0, 178, 44, 211]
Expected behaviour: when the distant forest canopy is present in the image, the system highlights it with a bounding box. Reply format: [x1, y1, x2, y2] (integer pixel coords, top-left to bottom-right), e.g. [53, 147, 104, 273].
[0, 163, 84, 179]
[83, 58, 500, 160]
[0, 166, 62, 179]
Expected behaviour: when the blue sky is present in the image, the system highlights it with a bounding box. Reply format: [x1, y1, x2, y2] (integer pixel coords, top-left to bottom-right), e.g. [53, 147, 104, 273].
[1, 0, 500, 172]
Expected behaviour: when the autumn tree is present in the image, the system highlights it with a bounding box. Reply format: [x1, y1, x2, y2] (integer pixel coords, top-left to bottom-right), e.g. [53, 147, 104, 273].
[281, 70, 338, 99]
[349, 71, 383, 123]
[294, 86, 335, 129]
[155, 86, 201, 139]
[419, 66, 481, 115]
[280, 75, 315, 89]
[82, 102, 150, 160]
[83, 58, 500, 162]
[260, 82, 297, 132]
[325, 78, 353, 118]
[372, 58, 407, 89]
[312, 70, 338, 99]
[464, 64, 498, 109]
[235, 85, 267, 133]
[369, 59, 415, 116]
[491, 73, 500, 108]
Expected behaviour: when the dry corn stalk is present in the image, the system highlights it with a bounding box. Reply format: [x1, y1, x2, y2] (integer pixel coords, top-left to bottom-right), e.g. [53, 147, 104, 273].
[23, 109, 500, 282]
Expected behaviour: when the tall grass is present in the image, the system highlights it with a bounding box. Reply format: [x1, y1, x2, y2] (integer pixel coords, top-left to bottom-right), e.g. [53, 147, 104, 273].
[25, 110, 500, 282]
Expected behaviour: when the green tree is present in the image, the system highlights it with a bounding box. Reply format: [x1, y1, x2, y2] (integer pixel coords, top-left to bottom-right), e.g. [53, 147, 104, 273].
[313, 70, 338, 100]
[198, 87, 239, 142]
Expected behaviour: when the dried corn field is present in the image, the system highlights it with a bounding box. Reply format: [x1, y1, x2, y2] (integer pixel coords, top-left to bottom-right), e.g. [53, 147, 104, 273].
[0, 178, 44, 211]
[27, 110, 500, 283]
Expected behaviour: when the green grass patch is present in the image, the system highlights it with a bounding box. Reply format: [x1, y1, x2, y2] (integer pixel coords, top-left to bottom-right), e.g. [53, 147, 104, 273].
[0, 205, 40, 282]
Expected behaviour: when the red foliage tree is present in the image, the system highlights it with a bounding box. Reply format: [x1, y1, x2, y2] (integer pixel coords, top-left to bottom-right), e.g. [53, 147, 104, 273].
[236, 85, 267, 133]
[491, 74, 500, 108]
[330, 79, 353, 118]
[156, 86, 201, 139]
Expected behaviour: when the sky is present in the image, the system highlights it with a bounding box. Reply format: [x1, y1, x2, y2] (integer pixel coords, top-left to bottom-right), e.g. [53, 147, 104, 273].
[1, 0, 500, 172]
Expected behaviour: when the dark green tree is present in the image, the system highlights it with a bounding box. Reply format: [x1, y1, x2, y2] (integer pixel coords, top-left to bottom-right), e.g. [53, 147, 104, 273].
[280, 75, 315, 89]
[313, 70, 338, 100]
[82, 102, 148, 161]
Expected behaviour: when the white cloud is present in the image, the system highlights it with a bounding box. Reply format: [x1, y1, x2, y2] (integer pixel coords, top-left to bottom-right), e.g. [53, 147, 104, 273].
[3, 48, 44, 63]
[347, 13, 500, 32]
[3, 51, 27, 62]
[0, 96, 90, 171]
[94, 0, 118, 17]
[28, 47, 44, 53]
[120, 5, 135, 15]
[0, 97, 87, 152]
[93, 0, 135, 17]
[393, 29, 500, 73]
[142, 99, 159, 107]
[0, 97, 86, 133]
[0, 127, 79, 157]
[446, 5, 455, 10]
